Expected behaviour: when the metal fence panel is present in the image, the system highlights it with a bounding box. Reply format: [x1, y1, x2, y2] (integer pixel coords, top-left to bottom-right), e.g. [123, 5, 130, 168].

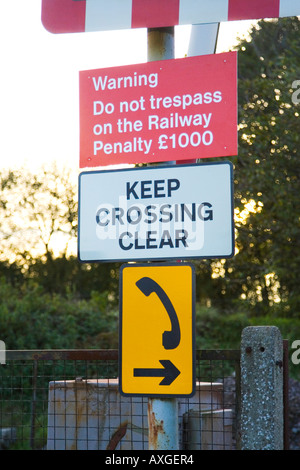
[0, 349, 240, 450]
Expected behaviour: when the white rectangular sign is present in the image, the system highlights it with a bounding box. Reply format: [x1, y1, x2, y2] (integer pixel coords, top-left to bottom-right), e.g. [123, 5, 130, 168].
[78, 162, 234, 263]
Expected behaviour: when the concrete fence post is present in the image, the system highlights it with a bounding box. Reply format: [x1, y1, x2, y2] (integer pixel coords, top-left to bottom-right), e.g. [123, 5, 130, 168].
[240, 326, 284, 450]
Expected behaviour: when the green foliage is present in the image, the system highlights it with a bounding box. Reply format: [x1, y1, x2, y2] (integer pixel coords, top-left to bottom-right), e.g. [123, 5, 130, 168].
[195, 305, 250, 349]
[195, 304, 300, 351]
[195, 304, 300, 379]
[1, 278, 299, 381]
[0, 279, 118, 350]
[26, 255, 121, 302]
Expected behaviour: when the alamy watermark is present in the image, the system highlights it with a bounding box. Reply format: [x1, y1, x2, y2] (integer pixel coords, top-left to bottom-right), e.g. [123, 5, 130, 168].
[0, 340, 6, 365]
[291, 340, 300, 365]
[95, 194, 209, 252]
[291, 80, 300, 105]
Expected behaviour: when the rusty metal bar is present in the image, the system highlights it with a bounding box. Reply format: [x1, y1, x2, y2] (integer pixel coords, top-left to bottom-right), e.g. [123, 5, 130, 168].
[196, 349, 240, 361]
[5, 349, 119, 361]
[234, 357, 241, 450]
[5, 349, 240, 361]
[283, 339, 289, 450]
[148, 397, 179, 450]
[30, 359, 38, 449]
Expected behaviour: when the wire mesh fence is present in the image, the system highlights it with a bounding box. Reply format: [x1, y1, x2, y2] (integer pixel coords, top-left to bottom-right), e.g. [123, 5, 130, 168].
[0, 349, 240, 450]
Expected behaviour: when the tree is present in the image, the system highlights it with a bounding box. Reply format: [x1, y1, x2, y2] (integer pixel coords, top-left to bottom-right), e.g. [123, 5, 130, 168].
[223, 17, 300, 315]
[0, 164, 120, 299]
[0, 163, 78, 265]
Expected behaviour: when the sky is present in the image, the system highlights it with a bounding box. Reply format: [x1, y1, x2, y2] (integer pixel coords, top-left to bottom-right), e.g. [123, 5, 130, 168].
[0, 0, 256, 173]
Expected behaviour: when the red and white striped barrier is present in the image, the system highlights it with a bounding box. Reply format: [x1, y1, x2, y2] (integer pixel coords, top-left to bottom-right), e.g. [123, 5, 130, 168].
[42, 0, 300, 34]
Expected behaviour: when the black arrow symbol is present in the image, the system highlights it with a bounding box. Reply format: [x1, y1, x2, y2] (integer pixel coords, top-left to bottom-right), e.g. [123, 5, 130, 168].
[133, 360, 180, 386]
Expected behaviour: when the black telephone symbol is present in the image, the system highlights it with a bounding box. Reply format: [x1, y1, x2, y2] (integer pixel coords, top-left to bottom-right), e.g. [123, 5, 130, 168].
[136, 277, 181, 350]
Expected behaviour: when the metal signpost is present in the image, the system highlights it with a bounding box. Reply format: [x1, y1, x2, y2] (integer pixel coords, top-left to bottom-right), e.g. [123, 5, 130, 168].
[119, 262, 195, 450]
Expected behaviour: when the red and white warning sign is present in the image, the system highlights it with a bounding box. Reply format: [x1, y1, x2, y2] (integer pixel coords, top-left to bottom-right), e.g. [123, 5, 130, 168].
[42, 0, 300, 34]
[79, 52, 237, 168]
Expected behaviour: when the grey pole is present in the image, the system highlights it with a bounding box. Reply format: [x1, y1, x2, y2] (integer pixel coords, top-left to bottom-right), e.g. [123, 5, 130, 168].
[146, 23, 220, 451]
[146, 26, 179, 450]
[147, 26, 175, 61]
[240, 326, 284, 450]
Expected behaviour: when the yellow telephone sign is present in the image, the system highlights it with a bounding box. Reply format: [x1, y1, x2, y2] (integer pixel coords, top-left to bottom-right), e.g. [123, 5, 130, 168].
[119, 263, 195, 397]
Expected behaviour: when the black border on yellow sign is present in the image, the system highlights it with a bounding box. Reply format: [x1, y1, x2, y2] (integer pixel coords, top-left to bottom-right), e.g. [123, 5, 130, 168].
[118, 261, 196, 398]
